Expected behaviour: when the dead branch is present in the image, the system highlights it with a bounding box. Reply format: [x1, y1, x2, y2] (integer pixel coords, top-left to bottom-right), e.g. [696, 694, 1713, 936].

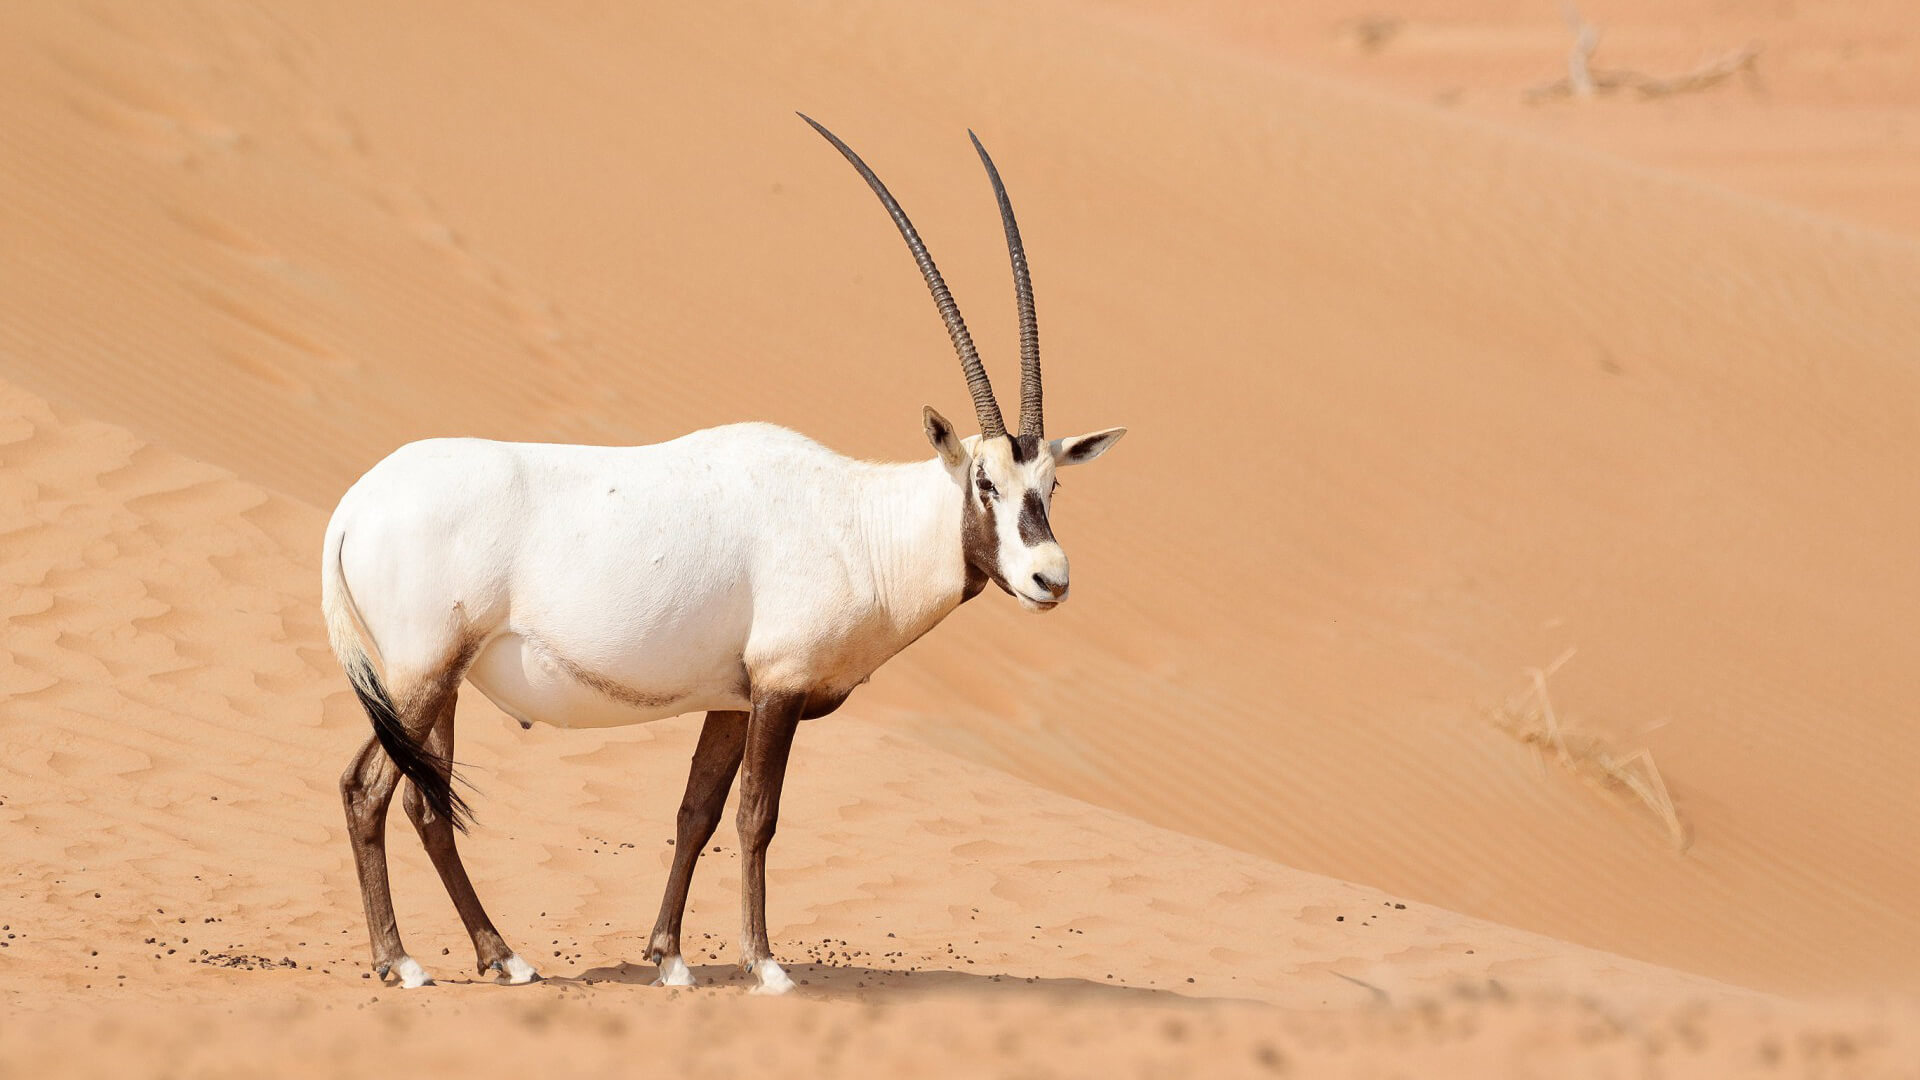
[1562, 1, 1600, 100]
[1528, 4, 1758, 104]
[1629, 46, 1759, 98]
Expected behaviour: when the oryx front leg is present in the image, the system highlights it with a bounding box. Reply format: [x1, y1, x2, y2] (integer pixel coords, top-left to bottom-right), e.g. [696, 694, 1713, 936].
[647, 710, 748, 987]
[737, 691, 803, 995]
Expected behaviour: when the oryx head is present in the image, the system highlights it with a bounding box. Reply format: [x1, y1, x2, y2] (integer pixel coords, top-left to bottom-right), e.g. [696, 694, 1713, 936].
[803, 115, 1126, 612]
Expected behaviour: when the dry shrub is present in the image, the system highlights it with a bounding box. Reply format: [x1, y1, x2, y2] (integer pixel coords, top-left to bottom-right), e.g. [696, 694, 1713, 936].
[1491, 649, 1690, 850]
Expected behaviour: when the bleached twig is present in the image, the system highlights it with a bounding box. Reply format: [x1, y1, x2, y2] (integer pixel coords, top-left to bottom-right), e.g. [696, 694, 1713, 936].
[1562, 1, 1600, 100]
[1524, 646, 1578, 764]
[1527, 3, 1758, 104]
[1629, 46, 1759, 98]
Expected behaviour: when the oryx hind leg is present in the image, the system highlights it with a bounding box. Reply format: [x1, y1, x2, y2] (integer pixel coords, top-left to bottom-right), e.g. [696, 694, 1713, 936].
[647, 710, 749, 987]
[401, 682, 537, 984]
[340, 733, 432, 988]
[339, 635, 481, 989]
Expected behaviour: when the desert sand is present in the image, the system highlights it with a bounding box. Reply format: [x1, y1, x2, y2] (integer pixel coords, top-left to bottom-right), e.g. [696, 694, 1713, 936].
[3, 1, 1917, 1075]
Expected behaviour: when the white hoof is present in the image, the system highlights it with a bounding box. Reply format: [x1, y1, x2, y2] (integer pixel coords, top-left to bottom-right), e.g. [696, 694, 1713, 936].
[652, 954, 696, 988]
[749, 959, 795, 996]
[493, 953, 541, 985]
[390, 956, 434, 989]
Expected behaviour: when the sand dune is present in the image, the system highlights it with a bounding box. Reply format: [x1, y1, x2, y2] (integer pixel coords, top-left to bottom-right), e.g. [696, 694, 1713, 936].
[11, 375, 1871, 1075]
[3, 0, 1917, 1072]
[1099, 0, 1920, 238]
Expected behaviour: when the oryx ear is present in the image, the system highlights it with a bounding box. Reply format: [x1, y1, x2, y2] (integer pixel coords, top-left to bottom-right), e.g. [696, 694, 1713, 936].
[1050, 427, 1126, 467]
[923, 406, 968, 470]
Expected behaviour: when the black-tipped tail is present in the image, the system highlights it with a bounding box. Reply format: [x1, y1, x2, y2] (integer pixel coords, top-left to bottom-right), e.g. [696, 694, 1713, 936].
[347, 659, 475, 832]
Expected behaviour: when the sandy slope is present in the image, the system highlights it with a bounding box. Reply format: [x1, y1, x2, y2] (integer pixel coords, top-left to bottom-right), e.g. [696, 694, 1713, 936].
[1099, 0, 1920, 238]
[15, 376, 1901, 1077]
[1, 0, 1917, 1063]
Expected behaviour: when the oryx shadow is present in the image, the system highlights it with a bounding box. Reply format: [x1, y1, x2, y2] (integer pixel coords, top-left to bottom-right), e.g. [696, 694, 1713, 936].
[560, 959, 1230, 1005]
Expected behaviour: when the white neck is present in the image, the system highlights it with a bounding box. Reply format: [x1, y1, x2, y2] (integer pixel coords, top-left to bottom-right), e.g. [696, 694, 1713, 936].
[852, 456, 971, 639]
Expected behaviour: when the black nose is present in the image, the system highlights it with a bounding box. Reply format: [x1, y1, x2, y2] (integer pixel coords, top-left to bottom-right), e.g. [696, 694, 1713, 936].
[1032, 573, 1068, 599]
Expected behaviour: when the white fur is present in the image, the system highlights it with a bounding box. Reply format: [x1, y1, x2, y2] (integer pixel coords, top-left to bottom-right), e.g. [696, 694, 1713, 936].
[495, 953, 539, 985]
[749, 958, 796, 996]
[390, 955, 432, 988]
[973, 436, 1069, 611]
[652, 954, 696, 987]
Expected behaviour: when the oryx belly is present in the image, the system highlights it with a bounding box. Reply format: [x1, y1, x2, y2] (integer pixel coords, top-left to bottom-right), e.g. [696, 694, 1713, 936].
[464, 630, 750, 729]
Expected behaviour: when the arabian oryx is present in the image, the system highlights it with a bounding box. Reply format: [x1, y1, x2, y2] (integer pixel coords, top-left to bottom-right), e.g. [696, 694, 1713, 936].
[321, 115, 1126, 994]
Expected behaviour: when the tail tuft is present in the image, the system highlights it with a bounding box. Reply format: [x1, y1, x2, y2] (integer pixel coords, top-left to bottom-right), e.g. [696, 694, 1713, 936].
[345, 658, 475, 832]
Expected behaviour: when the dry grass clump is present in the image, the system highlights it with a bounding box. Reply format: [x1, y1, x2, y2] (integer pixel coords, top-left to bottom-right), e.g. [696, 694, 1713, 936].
[1492, 649, 1690, 850]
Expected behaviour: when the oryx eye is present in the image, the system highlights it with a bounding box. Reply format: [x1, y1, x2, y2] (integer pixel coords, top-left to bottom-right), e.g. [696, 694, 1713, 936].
[976, 473, 997, 497]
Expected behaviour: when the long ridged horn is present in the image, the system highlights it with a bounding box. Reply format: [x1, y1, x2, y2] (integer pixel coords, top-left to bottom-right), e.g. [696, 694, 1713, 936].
[800, 114, 1006, 438]
[968, 130, 1040, 438]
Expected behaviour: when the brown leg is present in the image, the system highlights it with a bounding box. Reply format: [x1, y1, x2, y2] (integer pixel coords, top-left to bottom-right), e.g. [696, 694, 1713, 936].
[646, 710, 749, 986]
[737, 691, 803, 993]
[341, 733, 428, 985]
[400, 686, 533, 983]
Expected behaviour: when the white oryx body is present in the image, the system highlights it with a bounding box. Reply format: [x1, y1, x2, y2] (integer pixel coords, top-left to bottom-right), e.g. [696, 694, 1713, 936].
[326, 423, 1019, 733]
[324, 116, 1124, 995]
